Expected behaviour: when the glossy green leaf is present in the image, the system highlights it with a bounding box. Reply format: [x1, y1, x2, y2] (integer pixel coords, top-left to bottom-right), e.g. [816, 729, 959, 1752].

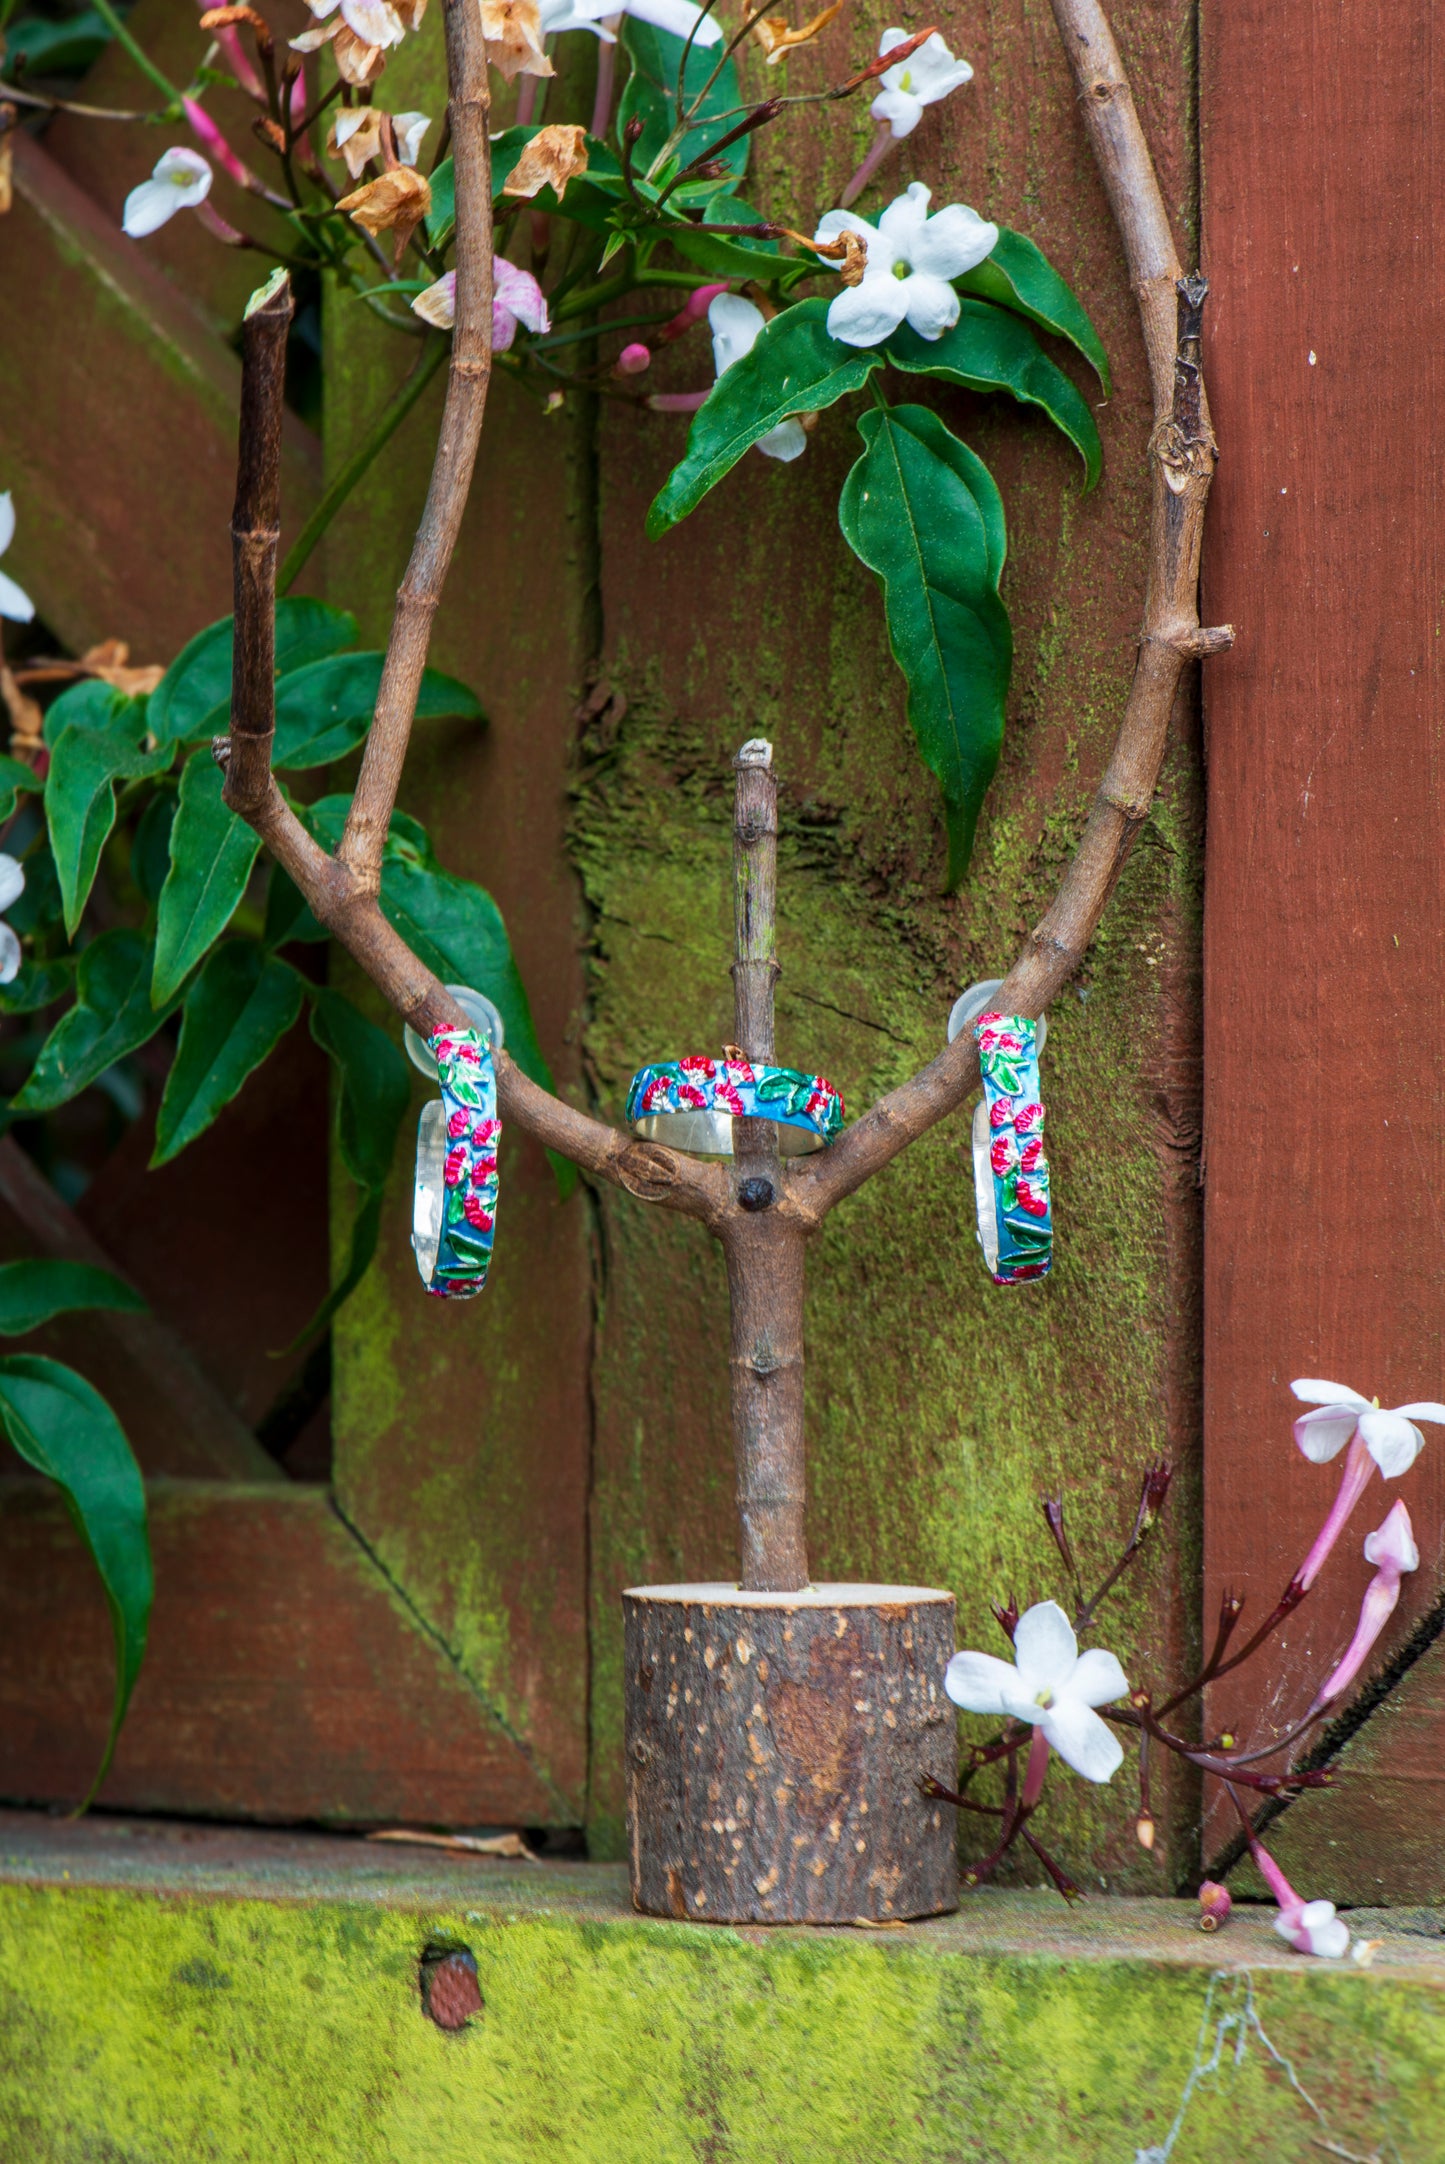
[288, 986, 413, 1345]
[619, 15, 748, 184]
[3, 7, 116, 76]
[262, 863, 325, 949]
[0, 1259, 145, 1334]
[427, 130, 623, 249]
[45, 698, 171, 936]
[40, 677, 143, 749]
[886, 303, 1103, 489]
[648, 300, 883, 535]
[272, 654, 484, 771]
[664, 193, 786, 281]
[425, 153, 456, 247]
[12, 929, 180, 1113]
[958, 229, 1111, 393]
[147, 598, 359, 746]
[838, 405, 1012, 887]
[130, 787, 177, 906]
[0, 1352, 151, 1807]
[151, 755, 263, 1006]
[152, 943, 304, 1166]
[0, 957, 74, 1015]
[0, 753, 42, 824]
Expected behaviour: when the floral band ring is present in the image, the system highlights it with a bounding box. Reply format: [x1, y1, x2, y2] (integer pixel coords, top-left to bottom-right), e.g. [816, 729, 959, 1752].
[413, 1024, 501, 1299]
[626, 1056, 845, 1159]
[971, 1013, 1052, 1286]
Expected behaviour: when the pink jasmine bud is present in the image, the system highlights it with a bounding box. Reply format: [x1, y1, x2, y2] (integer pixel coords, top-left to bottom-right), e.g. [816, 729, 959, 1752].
[615, 342, 652, 376]
[183, 96, 265, 195]
[1311, 1499, 1418, 1712]
[1197, 1880, 1231, 1930]
[647, 389, 710, 413]
[656, 282, 730, 346]
[1135, 1813, 1156, 1851]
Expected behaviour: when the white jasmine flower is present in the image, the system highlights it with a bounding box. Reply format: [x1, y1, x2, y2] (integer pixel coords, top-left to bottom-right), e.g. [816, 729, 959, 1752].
[121, 148, 213, 239]
[540, 0, 722, 43]
[1292, 1378, 1445, 1479]
[814, 181, 997, 347]
[1275, 1897, 1351, 1960]
[0, 854, 25, 984]
[869, 28, 973, 140]
[0, 494, 35, 624]
[708, 293, 806, 462]
[303, 0, 408, 49]
[412, 259, 550, 349]
[944, 1599, 1129, 1784]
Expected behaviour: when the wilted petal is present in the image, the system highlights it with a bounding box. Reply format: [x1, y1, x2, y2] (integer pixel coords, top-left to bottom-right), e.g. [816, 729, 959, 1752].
[1292, 1403, 1360, 1463]
[1069, 1646, 1130, 1709]
[329, 106, 385, 178]
[943, 1649, 1019, 1717]
[393, 111, 431, 166]
[493, 255, 549, 333]
[340, 0, 406, 44]
[331, 23, 389, 82]
[1040, 1698, 1123, 1784]
[899, 270, 960, 340]
[412, 270, 456, 327]
[479, 0, 555, 79]
[1358, 1408, 1425, 1478]
[1364, 1498, 1419, 1574]
[1011, 1600, 1078, 1698]
[122, 148, 213, 238]
[0, 920, 20, 985]
[756, 417, 807, 461]
[909, 201, 997, 279]
[709, 291, 766, 373]
[752, 0, 842, 64]
[814, 206, 881, 253]
[502, 121, 589, 199]
[338, 164, 431, 260]
[0, 854, 24, 913]
[825, 275, 910, 347]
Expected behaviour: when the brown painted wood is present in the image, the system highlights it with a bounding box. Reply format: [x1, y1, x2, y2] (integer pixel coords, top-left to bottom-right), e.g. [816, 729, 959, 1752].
[0, 131, 319, 659]
[0, 1481, 565, 1825]
[624, 1584, 957, 1923]
[1200, 1, 1445, 1880]
[0, 1139, 279, 1482]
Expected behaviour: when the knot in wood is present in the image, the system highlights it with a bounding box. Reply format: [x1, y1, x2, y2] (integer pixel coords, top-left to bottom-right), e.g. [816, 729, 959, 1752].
[1149, 416, 1218, 495]
[616, 1140, 686, 1202]
[737, 1177, 775, 1212]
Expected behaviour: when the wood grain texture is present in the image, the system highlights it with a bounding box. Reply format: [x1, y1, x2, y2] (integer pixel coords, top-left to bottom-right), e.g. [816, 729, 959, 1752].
[1199, 1, 1445, 1881]
[582, 0, 1205, 1879]
[0, 1482, 562, 1824]
[625, 1585, 958, 1923]
[0, 131, 319, 659]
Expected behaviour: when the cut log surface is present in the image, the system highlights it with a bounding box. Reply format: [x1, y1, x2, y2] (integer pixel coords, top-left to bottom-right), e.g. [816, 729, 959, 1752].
[624, 1584, 958, 1925]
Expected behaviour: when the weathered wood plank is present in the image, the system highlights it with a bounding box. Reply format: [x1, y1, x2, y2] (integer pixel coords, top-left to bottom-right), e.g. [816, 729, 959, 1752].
[1199, 0, 1445, 1882]
[0, 131, 319, 657]
[0, 1482, 567, 1824]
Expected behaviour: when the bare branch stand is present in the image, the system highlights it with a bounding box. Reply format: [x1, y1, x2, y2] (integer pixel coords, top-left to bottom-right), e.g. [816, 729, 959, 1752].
[218, 0, 1227, 1919]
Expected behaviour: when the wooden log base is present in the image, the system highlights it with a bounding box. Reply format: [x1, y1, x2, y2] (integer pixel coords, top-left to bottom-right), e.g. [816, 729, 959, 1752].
[624, 1584, 958, 1925]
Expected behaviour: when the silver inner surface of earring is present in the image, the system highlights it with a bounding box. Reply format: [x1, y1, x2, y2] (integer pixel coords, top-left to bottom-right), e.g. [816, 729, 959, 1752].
[947, 978, 1048, 1058]
[630, 1110, 825, 1159]
[403, 985, 505, 1079]
[412, 1097, 447, 1286]
[972, 1099, 999, 1274]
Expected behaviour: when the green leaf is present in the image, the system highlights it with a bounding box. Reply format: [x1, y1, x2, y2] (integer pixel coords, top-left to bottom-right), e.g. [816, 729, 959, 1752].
[0, 957, 74, 1015]
[151, 755, 263, 1005]
[272, 654, 484, 771]
[152, 943, 304, 1166]
[0, 753, 42, 824]
[0, 1353, 151, 1808]
[838, 405, 1013, 888]
[262, 864, 325, 949]
[619, 15, 748, 184]
[45, 699, 171, 936]
[287, 987, 412, 1345]
[12, 929, 180, 1113]
[886, 303, 1104, 489]
[958, 229, 1111, 393]
[2, 7, 116, 77]
[41, 677, 144, 749]
[147, 598, 359, 746]
[664, 193, 785, 281]
[0, 1259, 146, 1335]
[424, 153, 456, 247]
[130, 787, 177, 906]
[648, 300, 883, 536]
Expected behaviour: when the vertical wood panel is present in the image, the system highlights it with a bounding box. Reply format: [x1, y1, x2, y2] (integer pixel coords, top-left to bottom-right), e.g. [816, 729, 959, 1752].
[1201, 3, 1445, 1878]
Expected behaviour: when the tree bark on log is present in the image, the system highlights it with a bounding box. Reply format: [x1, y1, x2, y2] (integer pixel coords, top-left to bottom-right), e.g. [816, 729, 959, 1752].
[624, 1585, 958, 1923]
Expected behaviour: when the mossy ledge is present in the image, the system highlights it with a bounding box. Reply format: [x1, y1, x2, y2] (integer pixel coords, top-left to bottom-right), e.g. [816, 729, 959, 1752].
[1, 1813, 1440, 2163]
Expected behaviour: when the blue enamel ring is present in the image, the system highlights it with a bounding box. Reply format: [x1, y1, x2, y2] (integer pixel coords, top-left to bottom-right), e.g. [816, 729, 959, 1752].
[626, 1056, 845, 1158]
[412, 1024, 501, 1299]
[971, 1013, 1052, 1286]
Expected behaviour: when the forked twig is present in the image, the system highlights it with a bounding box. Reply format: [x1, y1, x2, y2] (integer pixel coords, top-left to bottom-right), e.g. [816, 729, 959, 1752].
[218, 0, 1230, 1595]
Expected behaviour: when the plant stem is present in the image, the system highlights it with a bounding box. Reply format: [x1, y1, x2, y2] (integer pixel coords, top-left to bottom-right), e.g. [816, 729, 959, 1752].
[276, 334, 449, 596]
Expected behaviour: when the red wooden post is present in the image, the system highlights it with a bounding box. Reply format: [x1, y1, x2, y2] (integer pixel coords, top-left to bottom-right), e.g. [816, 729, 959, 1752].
[1201, 0, 1445, 1879]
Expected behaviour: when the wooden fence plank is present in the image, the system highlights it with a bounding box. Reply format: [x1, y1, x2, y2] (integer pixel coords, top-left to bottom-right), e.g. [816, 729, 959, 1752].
[1200, 0, 1445, 1884]
[0, 1481, 566, 1825]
